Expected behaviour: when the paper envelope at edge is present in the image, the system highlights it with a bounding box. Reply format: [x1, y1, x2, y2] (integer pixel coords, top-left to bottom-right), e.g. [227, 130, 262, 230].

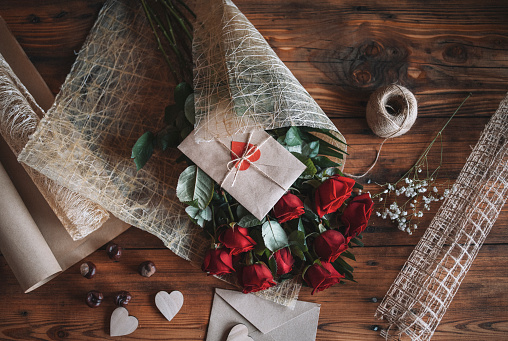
[206, 288, 320, 341]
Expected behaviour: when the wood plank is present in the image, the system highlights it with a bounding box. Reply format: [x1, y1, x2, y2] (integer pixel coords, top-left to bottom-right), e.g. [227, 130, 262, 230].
[1, 1, 507, 117]
[0, 0, 507, 340]
[1, 245, 507, 340]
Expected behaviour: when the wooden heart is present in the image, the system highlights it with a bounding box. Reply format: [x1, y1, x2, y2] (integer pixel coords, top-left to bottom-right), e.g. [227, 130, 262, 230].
[155, 291, 184, 322]
[110, 307, 138, 337]
[226, 324, 253, 341]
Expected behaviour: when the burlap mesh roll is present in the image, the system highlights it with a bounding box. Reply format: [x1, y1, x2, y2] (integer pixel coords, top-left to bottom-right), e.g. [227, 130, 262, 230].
[0, 53, 109, 240]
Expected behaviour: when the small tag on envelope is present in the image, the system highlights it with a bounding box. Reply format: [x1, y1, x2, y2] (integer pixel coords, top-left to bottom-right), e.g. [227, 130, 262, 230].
[178, 130, 306, 220]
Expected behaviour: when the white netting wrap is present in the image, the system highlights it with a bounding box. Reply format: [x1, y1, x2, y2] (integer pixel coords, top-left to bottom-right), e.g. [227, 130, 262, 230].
[16, 0, 314, 306]
[191, 0, 338, 142]
[375, 93, 508, 340]
[0, 53, 109, 240]
[18, 0, 206, 262]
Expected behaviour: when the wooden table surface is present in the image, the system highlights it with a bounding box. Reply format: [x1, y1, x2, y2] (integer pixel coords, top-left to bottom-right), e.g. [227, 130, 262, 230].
[1, 1, 508, 340]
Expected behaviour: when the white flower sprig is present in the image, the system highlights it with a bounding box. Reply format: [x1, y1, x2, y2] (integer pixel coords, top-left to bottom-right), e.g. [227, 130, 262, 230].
[371, 94, 471, 234]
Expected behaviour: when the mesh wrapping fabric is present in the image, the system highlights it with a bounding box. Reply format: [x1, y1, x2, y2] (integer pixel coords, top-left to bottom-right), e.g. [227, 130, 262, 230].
[192, 0, 339, 142]
[18, 0, 207, 264]
[16, 0, 334, 306]
[375, 93, 508, 340]
[0, 53, 109, 240]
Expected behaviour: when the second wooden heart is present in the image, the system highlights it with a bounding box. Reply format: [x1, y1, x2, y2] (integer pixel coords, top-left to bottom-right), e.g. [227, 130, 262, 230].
[226, 324, 253, 341]
[155, 290, 184, 322]
[110, 307, 138, 337]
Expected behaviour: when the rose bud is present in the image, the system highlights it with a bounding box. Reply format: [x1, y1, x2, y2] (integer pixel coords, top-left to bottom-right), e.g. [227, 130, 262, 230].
[201, 248, 235, 276]
[218, 225, 256, 256]
[303, 261, 345, 295]
[273, 193, 305, 223]
[341, 193, 374, 241]
[240, 263, 277, 294]
[313, 229, 348, 263]
[315, 176, 356, 217]
[273, 247, 295, 275]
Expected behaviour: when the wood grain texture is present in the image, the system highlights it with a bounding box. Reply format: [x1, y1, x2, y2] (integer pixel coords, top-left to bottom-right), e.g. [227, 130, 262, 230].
[0, 0, 507, 340]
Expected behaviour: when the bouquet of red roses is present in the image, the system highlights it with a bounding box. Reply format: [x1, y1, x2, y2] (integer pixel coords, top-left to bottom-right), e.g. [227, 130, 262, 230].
[156, 86, 374, 294]
[134, 0, 374, 298]
[195, 159, 374, 295]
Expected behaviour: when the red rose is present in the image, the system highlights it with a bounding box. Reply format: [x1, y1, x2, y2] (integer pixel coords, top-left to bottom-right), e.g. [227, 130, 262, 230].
[201, 248, 235, 276]
[341, 193, 373, 241]
[219, 226, 256, 255]
[273, 193, 305, 223]
[315, 176, 356, 217]
[273, 247, 295, 275]
[313, 230, 348, 262]
[303, 261, 345, 295]
[240, 263, 277, 293]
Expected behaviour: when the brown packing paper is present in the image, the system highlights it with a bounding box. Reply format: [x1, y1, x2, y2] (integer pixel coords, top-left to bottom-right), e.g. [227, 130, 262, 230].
[206, 288, 320, 341]
[0, 136, 130, 291]
[178, 130, 307, 220]
[0, 160, 62, 292]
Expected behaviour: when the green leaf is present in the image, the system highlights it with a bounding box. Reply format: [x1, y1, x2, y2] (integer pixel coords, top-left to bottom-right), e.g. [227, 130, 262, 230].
[176, 165, 214, 209]
[288, 230, 306, 247]
[164, 104, 179, 125]
[238, 214, 265, 228]
[318, 167, 344, 179]
[319, 138, 348, 155]
[302, 179, 321, 189]
[185, 206, 212, 227]
[350, 237, 364, 247]
[300, 127, 348, 146]
[174, 82, 193, 108]
[285, 144, 303, 154]
[313, 156, 340, 168]
[302, 141, 319, 158]
[236, 205, 250, 220]
[319, 144, 344, 160]
[131, 131, 155, 171]
[180, 124, 193, 140]
[292, 153, 317, 178]
[284, 126, 303, 146]
[342, 270, 357, 283]
[157, 126, 180, 150]
[184, 93, 195, 125]
[342, 250, 356, 261]
[335, 257, 354, 272]
[290, 244, 305, 260]
[353, 182, 364, 190]
[262, 220, 289, 252]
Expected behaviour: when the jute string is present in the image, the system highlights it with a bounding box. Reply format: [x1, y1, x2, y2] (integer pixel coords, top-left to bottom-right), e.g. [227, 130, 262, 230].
[345, 84, 418, 179]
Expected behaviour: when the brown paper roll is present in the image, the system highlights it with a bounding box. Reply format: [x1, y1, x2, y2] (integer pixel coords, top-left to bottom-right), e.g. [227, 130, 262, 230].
[0, 161, 62, 292]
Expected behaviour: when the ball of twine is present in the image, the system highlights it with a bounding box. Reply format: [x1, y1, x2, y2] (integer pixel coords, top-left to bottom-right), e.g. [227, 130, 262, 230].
[366, 84, 417, 138]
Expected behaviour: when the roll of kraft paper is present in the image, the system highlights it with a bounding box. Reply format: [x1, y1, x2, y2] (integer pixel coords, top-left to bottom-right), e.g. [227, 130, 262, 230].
[0, 161, 62, 292]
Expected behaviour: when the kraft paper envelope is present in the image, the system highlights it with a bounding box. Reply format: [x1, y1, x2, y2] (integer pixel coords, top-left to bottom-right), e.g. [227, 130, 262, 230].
[178, 130, 306, 220]
[206, 288, 320, 341]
